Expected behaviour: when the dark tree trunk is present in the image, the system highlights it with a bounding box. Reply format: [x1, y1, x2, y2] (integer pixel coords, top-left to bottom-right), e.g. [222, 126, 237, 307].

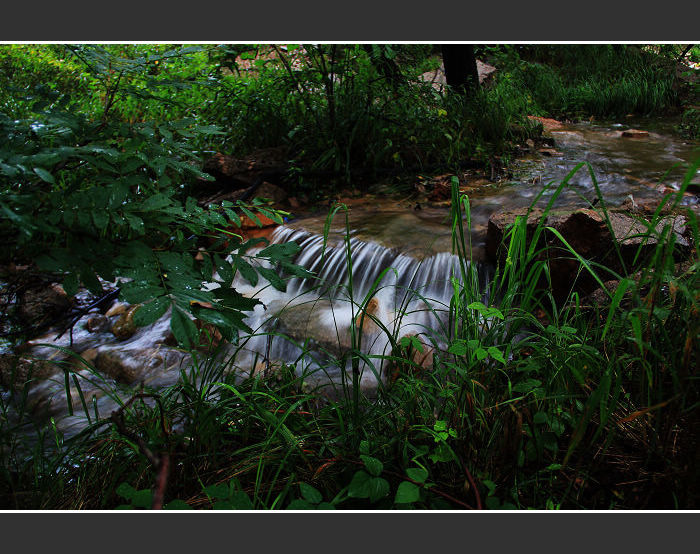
[441, 44, 479, 95]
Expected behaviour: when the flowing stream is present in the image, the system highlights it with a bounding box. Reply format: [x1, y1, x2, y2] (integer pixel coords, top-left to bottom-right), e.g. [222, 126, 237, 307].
[3, 118, 699, 438]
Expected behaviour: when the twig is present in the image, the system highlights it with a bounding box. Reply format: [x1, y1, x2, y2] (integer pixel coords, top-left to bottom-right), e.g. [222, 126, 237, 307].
[54, 288, 121, 341]
[463, 463, 483, 510]
[110, 392, 171, 509]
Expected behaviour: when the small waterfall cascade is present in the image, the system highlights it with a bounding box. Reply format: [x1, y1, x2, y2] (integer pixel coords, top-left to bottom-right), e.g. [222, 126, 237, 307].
[229, 226, 492, 393]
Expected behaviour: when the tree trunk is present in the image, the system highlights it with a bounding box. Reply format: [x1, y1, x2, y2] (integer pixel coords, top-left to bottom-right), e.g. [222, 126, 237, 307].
[441, 44, 479, 96]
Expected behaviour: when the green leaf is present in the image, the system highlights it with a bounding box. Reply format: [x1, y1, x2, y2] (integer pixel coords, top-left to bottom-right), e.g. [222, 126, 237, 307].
[33, 167, 54, 183]
[512, 378, 542, 394]
[299, 483, 322, 504]
[487, 346, 506, 364]
[475, 347, 488, 361]
[115, 482, 136, 500]
[395, 481, 420, 504]
[360, 455, 383, 477]
[287, 499, 314, 510]
[368, 477, 390, 503]
[214, 253, 233, 286]
[400, 335, 424, 353]
[235, 258, 258, 286]
[434, 420, 447, 432]
[257, 242, 300, 260]
[348, 470, 371, 498]
[124, 213, 145, 234]
[204, 483, 230, 500]
[92, 210, 109, 230]
[163, 499, 192, 510]
[140, 193, 172, 211]
[132, 297, 170, 326]
[406, 467, 428, 484]
[359, 440, 370, 455]
[120, 283, 164, 304]
[257, 266, 287, 291]
[229, 491, 254, 510]
[448, 340, 467, 356]
[63, 272, 79, 297]
[170, 307, 198, 349]
[130, 489, 153, 509]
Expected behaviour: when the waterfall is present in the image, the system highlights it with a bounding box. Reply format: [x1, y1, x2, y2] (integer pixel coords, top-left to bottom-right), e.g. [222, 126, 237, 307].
[228, 226, 492, 394]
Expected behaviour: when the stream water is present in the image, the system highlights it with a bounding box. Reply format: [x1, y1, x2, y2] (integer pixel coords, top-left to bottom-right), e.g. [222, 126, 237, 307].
[3, 118, 699, 438]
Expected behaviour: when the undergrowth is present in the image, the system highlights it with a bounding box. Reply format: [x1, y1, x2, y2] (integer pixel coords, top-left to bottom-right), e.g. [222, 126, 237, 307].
[1, 163, 697, 510]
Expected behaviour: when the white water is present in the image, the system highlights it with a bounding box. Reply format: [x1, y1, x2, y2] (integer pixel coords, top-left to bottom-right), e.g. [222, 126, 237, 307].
[224, 226, 491, 395]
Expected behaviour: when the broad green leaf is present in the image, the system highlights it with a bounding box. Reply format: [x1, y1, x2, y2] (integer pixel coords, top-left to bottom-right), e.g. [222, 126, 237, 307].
[287, 499, 314, 510]
[487, 346, 506, 363]
[395, 481, 420, 504]
[204, 483, 231, 500]
[130, 489, 153, 509]
[257, 267, 287, 291]
[235, 258, 258, 286]
[368, 477, 390, 503]
[299, 483, 322, 504]
[170, 307, 198, 349]
[115, 482, 136, 500]
[140, 193, 172, 211]
[348, 470, 371, 498]
[92, 210, 109, 230]
[448, 340, 467, 356]
[229, 491, 254, 510]
[63, 272, 79, 297]
[214, 253, 233, 286]
[360, 455, 383, 477]
[257, 242, 300, 260]
[33, 167, 54, 183]
[132, 296, 170, 326]
[120, 283, 164, 304]
[163, 500, 192, 510]
[406, 467, 428, 484]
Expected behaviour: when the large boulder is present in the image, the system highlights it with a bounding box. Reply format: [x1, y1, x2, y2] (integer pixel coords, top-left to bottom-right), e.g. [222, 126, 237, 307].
[486, 207, 691, 299]
[202, 146, 288, 191]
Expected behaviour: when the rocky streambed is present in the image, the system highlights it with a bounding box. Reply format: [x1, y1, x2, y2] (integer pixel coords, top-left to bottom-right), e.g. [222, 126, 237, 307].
[1, 118, 698, 438]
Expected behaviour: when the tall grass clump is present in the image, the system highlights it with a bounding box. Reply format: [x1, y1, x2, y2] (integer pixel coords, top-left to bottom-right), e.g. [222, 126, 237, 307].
[490, 45, 681, 120]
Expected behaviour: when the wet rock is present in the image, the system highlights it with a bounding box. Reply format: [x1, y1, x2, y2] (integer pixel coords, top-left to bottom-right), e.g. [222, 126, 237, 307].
[105, 301, 130, 318]
[94, 345, 187, 385]
[485, 207, 691, 300]
[255, 181, 288, 204]
[195, 320, 223, 350]
[419, 59, 498, 90]
[355, 297, 381, 335]
[86, 314, 111, 333]
[111, 305, 139, 340]
[0, 354, 58, 389]
[275, 300, 353, 355]
[537, 148, 564, 157]
[622, 129, 649, 138]
[202, 147, 288, 190]
[527, 116, 566, 134]
[17, 283, 71, 327]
